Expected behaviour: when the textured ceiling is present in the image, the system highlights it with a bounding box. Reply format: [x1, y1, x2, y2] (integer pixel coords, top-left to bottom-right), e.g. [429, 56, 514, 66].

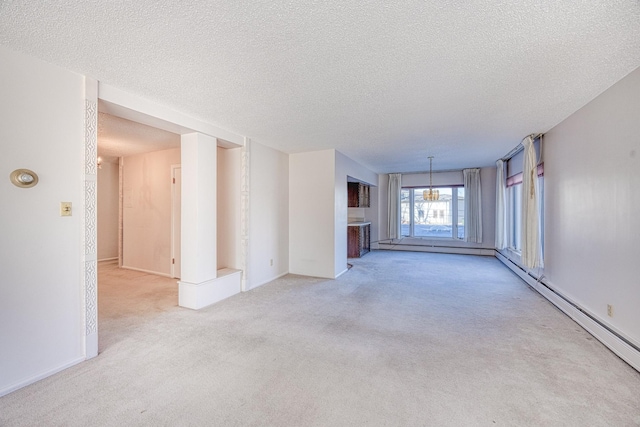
[2, 1, 639, 173]
[98, 113, 180, 163]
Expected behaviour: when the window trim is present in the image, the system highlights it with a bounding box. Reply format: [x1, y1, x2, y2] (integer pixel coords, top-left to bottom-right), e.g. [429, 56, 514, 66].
[507, 163, 544, 188]
[401, 186, 464, 240]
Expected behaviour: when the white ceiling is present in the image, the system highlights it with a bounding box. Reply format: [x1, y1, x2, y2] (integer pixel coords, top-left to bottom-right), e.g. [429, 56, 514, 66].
[2, 1, 639, 173]
[97, 113, 180, 163]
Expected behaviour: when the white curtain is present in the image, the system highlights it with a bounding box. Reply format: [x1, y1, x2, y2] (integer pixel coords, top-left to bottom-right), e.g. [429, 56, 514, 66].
[495, 160, 507, 249]
[463, 168, 482, 243]
[387, 173, 402, 240]
[521, 136, 540, 268]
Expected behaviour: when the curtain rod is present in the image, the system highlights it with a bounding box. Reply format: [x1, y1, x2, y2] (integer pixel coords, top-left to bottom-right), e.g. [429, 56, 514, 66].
[391, 168, 465, 175]
[500, 133, 543, 162]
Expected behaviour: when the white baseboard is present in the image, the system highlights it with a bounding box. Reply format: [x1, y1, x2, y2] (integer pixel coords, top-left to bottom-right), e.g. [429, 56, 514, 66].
[377, 243, 495, 256]
[179, 268, 242, 310]
[335, 268, 349, 278]
[86, 332, 98, 359]
[0, 356, 85, 398]
[496, 251, 640, 372]
[247, 271, 288, 291]
[120, 265, 172, 278]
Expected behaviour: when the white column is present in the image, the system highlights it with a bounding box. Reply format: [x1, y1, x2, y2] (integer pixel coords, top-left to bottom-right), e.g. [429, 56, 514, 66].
[178, 132, 242, 309]
[180, 132, 218, 283]
[178, 133, 240, 310]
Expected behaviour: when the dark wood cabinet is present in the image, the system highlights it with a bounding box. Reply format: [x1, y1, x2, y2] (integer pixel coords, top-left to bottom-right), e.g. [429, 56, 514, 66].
[348, 223, 371, 258]
[348, 182, 370, 207]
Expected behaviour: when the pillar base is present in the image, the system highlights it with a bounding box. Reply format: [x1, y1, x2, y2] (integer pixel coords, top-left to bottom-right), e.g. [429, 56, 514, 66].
[178, 268, 242, 310]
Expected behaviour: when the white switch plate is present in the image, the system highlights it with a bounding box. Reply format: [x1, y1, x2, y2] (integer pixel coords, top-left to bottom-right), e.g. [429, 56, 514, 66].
[60, 202, 72, 216]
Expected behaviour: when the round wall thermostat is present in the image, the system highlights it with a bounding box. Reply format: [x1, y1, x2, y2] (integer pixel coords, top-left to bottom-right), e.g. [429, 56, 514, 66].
[10, 169, 39, 188]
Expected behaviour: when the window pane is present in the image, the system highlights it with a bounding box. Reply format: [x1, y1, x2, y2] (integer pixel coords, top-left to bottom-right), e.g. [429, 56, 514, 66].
[414, 188, 452, 237]
[510, 184, 522, 251]
[401, 189, 411, 236]
[457, 188, 465, 239]
[537, 176, 544, 257]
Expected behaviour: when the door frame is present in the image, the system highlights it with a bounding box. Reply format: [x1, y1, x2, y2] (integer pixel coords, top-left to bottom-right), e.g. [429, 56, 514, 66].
[83, 81, 246, 359]
[171, 164, 181, 279]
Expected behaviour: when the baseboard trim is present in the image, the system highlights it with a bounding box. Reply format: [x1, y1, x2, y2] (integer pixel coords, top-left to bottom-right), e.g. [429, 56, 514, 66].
[98, 257, 118, 262]
[335, 268, 349, 278]
[86, 332, 98, 359]
[247, 271, 288, 291]
[495, 251, 640, 372]
[0, 356, 85, 397]
[120, 265, 172, 278]
[377, 243, 494, 256]
[179, 268, 242, 310]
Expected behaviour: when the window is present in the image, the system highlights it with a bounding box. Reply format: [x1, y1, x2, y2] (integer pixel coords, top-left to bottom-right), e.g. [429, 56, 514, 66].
[401, 187, 464, 239]
[537, 175, 544, 256]
[506, 183, 522, 251]
[506, 172, 544, 255]
[457, 188, 465, 239]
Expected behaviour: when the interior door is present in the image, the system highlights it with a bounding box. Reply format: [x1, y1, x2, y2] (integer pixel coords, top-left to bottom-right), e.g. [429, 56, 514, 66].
[171, 166, 181, 278]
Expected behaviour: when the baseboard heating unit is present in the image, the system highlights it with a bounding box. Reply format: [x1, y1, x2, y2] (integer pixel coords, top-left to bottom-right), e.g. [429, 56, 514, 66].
[495, 251, 640, 373]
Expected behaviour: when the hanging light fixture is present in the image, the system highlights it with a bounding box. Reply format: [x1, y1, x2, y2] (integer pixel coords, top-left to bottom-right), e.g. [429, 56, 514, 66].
[423, 156, 439, 201]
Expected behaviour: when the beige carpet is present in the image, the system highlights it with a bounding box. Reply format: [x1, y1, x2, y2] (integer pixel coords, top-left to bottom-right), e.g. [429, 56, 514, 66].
[1, 252, 639, 426]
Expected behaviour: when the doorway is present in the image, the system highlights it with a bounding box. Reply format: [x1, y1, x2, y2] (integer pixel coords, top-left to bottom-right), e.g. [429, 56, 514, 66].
[96, 112, 182, 351]
[84, 82, 246, 359]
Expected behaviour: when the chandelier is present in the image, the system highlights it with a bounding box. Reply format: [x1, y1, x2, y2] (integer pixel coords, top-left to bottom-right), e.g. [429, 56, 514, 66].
[423, 156, 439, 201]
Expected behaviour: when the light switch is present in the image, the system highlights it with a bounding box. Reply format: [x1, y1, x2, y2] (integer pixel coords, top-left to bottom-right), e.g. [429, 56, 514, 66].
[60, 202, 72, 216]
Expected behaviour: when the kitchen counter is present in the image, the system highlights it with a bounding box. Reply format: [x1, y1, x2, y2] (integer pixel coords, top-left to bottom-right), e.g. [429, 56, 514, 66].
[347, 220, 371, 226]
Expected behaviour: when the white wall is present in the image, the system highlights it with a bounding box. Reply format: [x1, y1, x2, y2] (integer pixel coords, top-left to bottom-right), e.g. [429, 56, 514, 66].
[401, 170, 465, 187]
[217, 146, 241, 270]
[122, 148, 180, 276]
[542, 66, 640, 346]
[247, 141, 289, 289]
[0, 47, 85, 395]
[289, 150, 336, 278]
[289, 149, 378, 278]
[378, 174, 390, 242]
[97, 161, 119, 260]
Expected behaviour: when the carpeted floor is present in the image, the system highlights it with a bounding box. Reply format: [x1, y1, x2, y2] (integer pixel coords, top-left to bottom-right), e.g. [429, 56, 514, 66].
[1, 251, 639, 426]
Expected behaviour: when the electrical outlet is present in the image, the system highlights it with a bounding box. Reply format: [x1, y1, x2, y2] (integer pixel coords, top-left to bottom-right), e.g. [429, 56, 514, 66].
[270, 259, 273, 266]
[607, 304, 613, 317]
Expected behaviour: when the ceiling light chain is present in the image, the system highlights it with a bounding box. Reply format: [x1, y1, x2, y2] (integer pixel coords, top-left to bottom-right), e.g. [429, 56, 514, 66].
[423, 156, 439, 201]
